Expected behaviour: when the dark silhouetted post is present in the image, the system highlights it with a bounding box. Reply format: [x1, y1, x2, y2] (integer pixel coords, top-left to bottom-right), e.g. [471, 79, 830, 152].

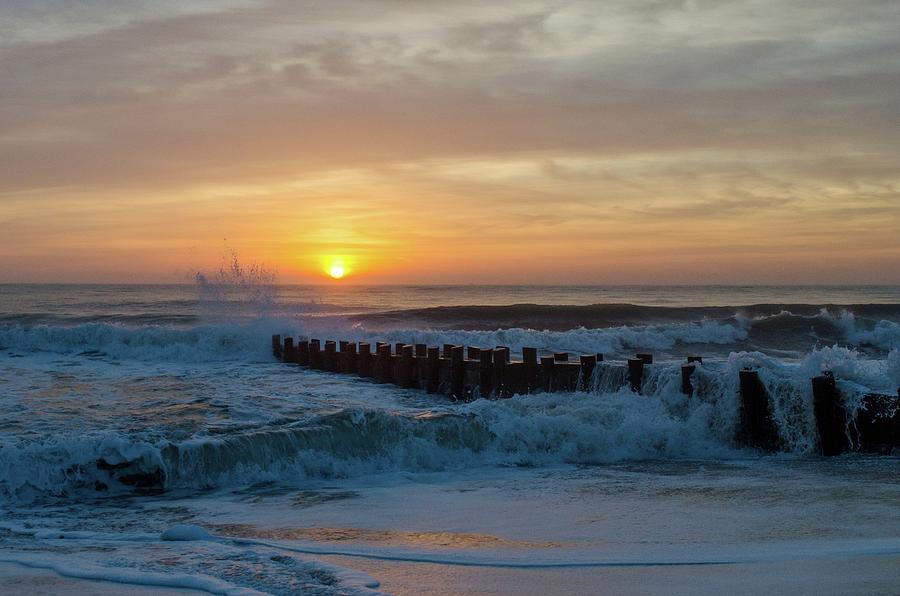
[540, 356, 555, 392]
[427, 347, 441, 393]
[627, 358, 644, 393]
[296, 340, 309, 365]
[467, 346, 481, 360]
[400, 344, 415, 388]
[272, 334, 282, 359]
[495, 346, 510, 364]
[812, 372, 850, 456]
[443, 344, 454, 358]
[323, 341, 337, 372]
[492, 348, 508, 397]
[579, 355, 597, 391]
[283, 337, 295, 363]
[523, 347, 538, 393]
[554, 352, 569, 362]
[376, 343, 392, 383]
[855, 391, 900, 453]
[681, 364, 695, 396]
[344, 342, 358, 374]
[479, 350, 493, 397]
[358, 343, 372, 377]
[450, 345, 465, 400]
[309, 339, 322, 369]
[737, 369, 780, 451]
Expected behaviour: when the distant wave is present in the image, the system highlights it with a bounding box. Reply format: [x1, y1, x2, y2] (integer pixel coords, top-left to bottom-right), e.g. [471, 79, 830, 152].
[0, 321, 278, 362]
[360, 302, 900, 329]
[2, 305, 898, 363]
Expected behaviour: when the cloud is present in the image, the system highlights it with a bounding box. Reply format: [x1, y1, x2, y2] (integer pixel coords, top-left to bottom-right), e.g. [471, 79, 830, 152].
[0, 0, 898, 282]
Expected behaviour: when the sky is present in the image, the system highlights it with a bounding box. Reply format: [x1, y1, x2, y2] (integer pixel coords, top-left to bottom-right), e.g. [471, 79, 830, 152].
[1, 0, 898, 284]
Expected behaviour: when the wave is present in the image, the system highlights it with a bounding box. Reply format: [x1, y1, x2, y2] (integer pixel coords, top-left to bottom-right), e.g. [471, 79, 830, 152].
[361, 302, 900, 329]
[3, 305, 896, 363]
[4, 347, 893, 502]
[0, 321, 280, 362]
[0, 397, 734, 501]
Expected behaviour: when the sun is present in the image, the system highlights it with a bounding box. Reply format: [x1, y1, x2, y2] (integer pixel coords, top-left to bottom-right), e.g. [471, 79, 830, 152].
[320, 255, 351, 280]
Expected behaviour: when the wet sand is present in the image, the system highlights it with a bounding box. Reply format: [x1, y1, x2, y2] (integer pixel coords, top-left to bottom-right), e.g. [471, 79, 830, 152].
[322, 554, 900, 596]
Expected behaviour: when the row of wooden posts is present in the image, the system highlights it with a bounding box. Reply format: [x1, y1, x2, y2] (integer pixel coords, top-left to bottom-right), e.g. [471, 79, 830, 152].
[272, 335, 898, 456]
[272, 335, 670, 397]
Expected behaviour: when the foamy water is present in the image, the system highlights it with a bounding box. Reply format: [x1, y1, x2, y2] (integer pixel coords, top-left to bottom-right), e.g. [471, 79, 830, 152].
[1, 284, 898, 594]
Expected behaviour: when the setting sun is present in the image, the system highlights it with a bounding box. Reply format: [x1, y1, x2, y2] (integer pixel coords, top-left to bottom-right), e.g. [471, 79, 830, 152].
[329, 264, 345, 279]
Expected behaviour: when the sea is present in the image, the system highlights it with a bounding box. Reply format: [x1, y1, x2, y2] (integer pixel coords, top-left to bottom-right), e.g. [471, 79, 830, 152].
[1, 282, 898, 595]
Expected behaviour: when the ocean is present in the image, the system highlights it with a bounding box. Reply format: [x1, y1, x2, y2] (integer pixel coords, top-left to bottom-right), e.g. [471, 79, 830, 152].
[1, 283, 898, 595]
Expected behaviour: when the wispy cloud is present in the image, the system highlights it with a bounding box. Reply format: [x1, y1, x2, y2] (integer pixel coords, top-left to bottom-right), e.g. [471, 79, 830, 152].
[0, 0, 898, 282]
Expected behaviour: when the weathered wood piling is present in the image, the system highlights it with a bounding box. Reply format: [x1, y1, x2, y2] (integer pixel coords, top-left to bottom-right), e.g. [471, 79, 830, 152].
[736, 369, 781, 452]
[272, 335, 898, 455]
[811, 372, 900, 455]
[812, 372, 849, 456]
[627, 358, 644, 393]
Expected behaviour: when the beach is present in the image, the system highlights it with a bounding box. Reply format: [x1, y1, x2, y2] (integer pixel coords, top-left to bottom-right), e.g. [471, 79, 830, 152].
[1, 284, 898, 594]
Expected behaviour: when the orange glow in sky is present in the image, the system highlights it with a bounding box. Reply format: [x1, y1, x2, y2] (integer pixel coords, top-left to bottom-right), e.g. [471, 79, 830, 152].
[1, 3, 898, 284]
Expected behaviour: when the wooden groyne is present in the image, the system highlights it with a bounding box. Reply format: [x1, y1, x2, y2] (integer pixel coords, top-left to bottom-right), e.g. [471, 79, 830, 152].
[273, 334, 601, 398]
[272, 335, 898, 456]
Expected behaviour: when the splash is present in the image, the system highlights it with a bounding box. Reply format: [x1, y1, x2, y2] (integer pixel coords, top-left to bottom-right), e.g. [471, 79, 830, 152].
[193, 246, 278, 321]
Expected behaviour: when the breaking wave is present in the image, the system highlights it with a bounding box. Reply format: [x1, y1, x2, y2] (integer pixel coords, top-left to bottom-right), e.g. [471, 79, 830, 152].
[3, 346, 894, 502]
[1, 305, 898, 363]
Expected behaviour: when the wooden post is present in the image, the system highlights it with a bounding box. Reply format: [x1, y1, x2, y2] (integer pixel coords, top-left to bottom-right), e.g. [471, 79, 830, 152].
[596, 353, 604, 362]
[505, 362, 526, 396]
[467, 346, 481, 360]
[627, 358, 644, 393]
[856, 391, 900, 453]
[336, 341, 347, 372]
[427, 347, 441, 393]
[450, 345, 465, 400]
[358, 343, 372, 377]
[681, 364, 695, 396]
[737, 369, 780, 451]
[399, 344, 415, 388]
[296, 340, 309, 365]
[523, 347, 538, 393]
[540, 356, 555, 392]
[495, 346, 510, 364]
[636, 353, 653, 364]
[579, 354, 597, 391]
[812, 373, 850, 456]
[309, 339, 322, 369]
[414, 345, 428, 387]
[375, 343, 392, 383]
[272, 334, 282, 359]
[492, 348, 507, 397]
[323, 341, 337, 372]
[479, 350, 493, 397]
[443, 344, 454, 358]
[283, 337, 296, 363]
[553, 352, 569, 362]
[343, 342, 358, 374]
